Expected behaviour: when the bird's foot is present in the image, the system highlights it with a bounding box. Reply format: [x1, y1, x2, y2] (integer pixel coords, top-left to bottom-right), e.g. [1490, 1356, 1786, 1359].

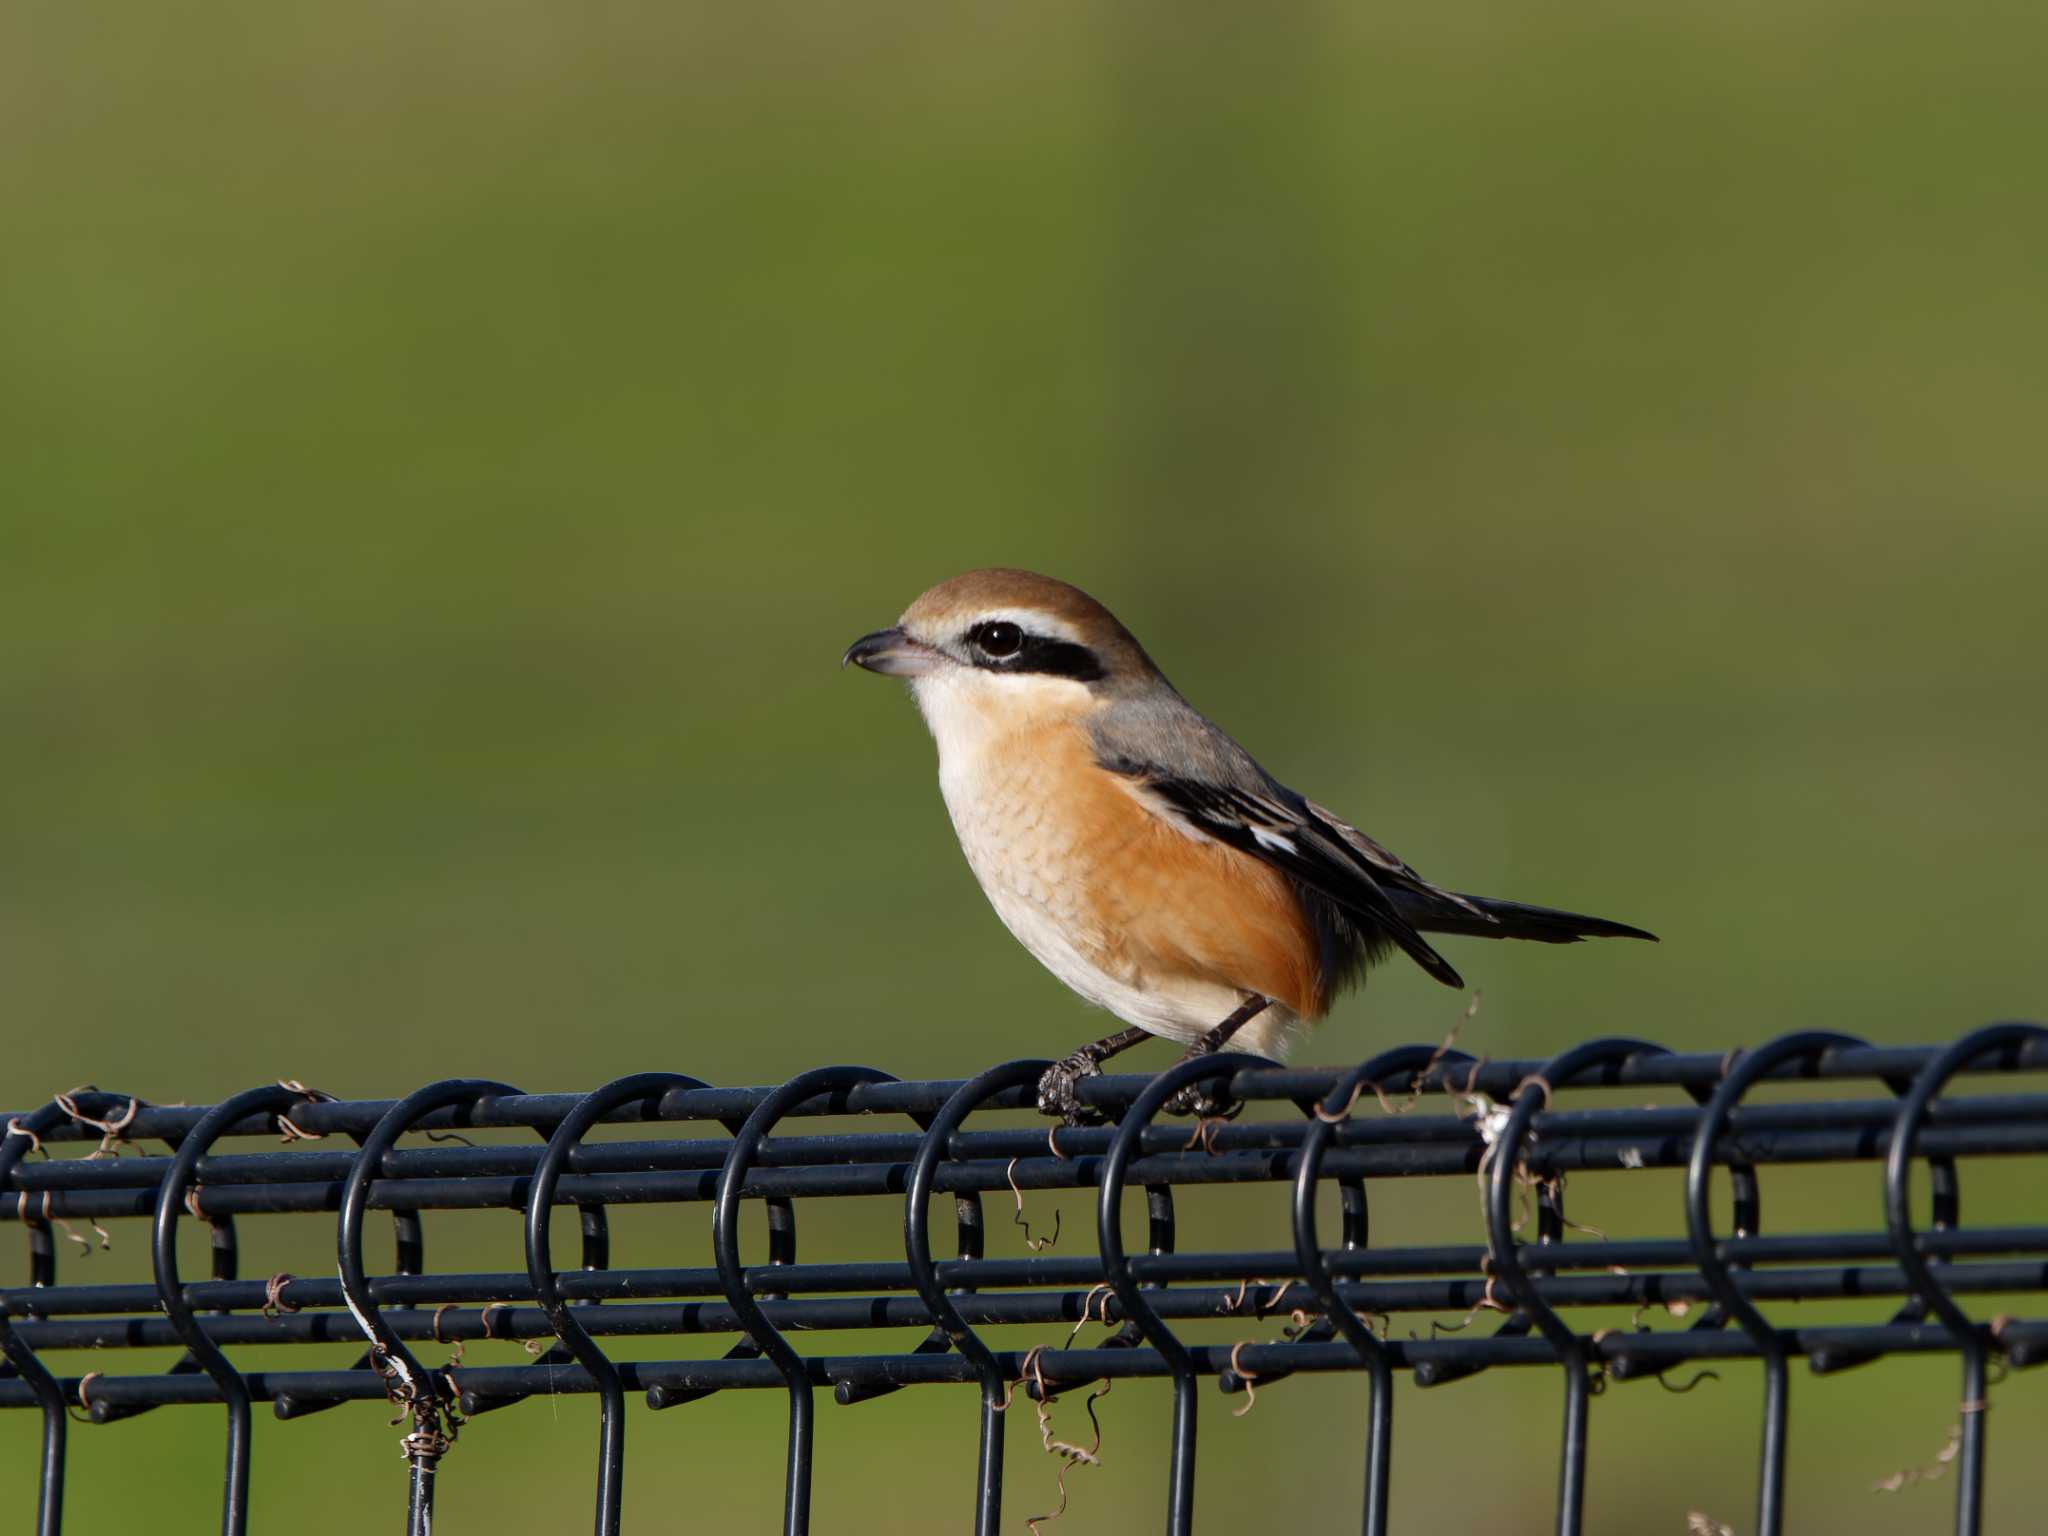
[1162, 1039, 1243, 1119]
[1159, 995, 1270, 1118]
[1037, 1052, 1109, 1126]
[1161, 1077, 1243, 1121]
[1037, 1026, 1153, 1125]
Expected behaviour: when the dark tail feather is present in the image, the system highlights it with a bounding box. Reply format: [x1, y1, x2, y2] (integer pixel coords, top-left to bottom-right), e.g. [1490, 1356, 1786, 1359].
[1392, 891, 1659, 946]
[1382, 923, 1467, 989]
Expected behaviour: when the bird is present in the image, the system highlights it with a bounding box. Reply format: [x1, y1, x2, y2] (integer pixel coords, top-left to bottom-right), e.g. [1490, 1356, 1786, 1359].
[843, 568, 1655, 1121]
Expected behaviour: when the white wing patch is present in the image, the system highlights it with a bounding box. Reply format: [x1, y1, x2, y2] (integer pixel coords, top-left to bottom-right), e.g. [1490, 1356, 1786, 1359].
[1249, 826, 1297, 855]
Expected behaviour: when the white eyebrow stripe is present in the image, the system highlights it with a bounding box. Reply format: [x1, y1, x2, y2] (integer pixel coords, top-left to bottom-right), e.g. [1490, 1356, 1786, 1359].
[961, 607, 1085, 645]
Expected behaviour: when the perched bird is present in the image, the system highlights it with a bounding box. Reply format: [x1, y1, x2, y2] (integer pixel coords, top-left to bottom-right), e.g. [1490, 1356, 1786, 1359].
[844, 569, 1654, 1119]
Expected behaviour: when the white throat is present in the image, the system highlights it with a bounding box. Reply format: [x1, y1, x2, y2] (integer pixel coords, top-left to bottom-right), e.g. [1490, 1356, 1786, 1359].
[908, 667, 1094, 771]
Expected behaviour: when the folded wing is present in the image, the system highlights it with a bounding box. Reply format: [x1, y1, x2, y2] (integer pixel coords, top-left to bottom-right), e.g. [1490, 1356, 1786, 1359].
[1100, 758, 1471, 989]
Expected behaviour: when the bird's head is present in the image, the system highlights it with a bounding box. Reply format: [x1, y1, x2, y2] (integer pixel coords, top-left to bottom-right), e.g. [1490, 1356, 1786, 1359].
[843, 568, 1161, 746]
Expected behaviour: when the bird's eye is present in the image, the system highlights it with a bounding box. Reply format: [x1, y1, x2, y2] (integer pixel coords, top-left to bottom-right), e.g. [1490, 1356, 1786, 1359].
[971, 621, 1024, 659]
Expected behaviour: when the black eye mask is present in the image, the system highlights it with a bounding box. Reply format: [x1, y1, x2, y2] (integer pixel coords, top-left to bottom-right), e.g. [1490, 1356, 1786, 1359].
[963, 621, 1104, 682]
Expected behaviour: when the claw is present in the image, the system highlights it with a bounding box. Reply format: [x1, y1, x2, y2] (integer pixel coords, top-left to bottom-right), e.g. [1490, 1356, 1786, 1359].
[1161, 1083, 1242, 1122]
[1037, 1054, 1108, 1126]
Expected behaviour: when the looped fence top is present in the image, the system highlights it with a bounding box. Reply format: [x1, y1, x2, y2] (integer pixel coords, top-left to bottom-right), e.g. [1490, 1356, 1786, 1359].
[715, 1064, 902, 1536]
[527, 1071, 708, 1536]
[1293, 1043, 1467, 1536]
[1485, 1038, 1673, 1536]
[154, 1083, 323, 1536]
[906, 1059, 1052, 1536]
[3, 1029, 2048, 1536]
[1685, 1030, 1867, 1536]
[1883, 1022, 2048, 1535]
[0, 1093, 149, 1536]
[1098, 1051, 1271, 1536]
[338, 1079, 525, 1427]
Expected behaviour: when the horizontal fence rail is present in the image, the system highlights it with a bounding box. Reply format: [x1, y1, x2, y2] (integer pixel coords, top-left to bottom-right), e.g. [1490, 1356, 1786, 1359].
[3, 1024, 2046, 1536]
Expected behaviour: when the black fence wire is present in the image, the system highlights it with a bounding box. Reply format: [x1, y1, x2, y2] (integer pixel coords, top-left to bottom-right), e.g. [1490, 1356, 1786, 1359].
[3, 1023, 2047, 1536]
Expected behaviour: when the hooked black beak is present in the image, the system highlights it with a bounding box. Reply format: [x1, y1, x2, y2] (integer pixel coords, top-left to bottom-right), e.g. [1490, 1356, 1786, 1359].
[842, 626, 946, 677]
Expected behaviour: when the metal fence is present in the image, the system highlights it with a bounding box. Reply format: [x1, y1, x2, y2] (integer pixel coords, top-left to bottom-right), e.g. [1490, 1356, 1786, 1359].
[4, 1023, 2046, 1536]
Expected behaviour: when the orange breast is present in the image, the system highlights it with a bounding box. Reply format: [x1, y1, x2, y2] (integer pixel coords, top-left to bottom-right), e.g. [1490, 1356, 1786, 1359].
[1030, 725, 1328, 1020]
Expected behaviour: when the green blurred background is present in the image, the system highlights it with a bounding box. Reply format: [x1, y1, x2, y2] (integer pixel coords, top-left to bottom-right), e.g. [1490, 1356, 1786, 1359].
[4, 2, 2044, 1531]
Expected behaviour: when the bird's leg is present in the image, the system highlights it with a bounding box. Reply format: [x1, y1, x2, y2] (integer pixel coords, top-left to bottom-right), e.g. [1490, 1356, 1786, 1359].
[1037, 1026, 1153, 1125]
[1189, 993, 1272, 1057]
[1163, 994, 1272, 1118]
